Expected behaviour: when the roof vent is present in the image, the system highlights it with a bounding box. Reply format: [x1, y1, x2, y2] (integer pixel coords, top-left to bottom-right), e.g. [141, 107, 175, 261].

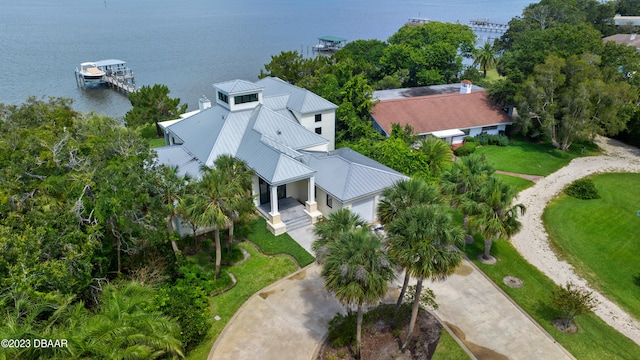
[276, 130, 282, 135]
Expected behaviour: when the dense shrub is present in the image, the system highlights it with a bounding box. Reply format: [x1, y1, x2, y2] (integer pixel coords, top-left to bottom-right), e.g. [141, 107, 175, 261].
[454, 142, 477, 156]
[158, 281, 211, 352]
[564, 178, 600, 200]
[476, 133, 509, 146]
[327, 312, 357, 347]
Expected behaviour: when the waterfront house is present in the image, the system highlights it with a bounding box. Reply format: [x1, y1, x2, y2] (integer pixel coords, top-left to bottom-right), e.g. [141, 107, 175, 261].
[370, 81, 512, 146]
[155, 77, 407, 235]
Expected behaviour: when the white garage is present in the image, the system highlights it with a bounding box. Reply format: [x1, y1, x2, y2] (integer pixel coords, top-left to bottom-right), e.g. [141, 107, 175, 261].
[350, 197, 376, 223]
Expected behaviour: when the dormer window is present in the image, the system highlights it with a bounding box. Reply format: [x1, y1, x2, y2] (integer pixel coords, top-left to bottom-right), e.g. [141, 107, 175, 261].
[234, 93, 259, 105]
[218, 92, 229, 104]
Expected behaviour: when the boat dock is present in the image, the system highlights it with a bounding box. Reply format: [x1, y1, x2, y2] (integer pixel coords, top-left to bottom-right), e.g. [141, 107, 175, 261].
[312, 36, 347, 52]
[468, 19, 509, 33]
[75, 59, 137, 94]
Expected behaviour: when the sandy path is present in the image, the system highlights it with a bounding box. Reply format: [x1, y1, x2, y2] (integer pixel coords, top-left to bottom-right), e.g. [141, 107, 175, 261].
[511, 136, 640, 345]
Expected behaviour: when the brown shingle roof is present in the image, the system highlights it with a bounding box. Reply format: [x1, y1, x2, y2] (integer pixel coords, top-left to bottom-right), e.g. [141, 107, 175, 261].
[370, 90, 511, 135]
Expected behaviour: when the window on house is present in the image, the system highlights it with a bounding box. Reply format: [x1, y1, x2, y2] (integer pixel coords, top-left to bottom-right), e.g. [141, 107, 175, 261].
[482, 125, 498, 132]
[234, 93, 259, 105]
[217, 92, 228, 103]
[326, 194, 333, 208]
[315, 127, 322, 135]
[315, 114, 322, 122]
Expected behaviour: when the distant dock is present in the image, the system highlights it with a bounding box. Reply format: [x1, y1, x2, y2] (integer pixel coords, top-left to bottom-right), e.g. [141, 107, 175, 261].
[75, 59, 137, 94]
[312, 36, 347, 53]
[468, 19, 508, 33]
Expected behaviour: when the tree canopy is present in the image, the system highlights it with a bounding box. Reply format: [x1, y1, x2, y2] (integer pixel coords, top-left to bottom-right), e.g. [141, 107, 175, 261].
[125, 84, 188, 137]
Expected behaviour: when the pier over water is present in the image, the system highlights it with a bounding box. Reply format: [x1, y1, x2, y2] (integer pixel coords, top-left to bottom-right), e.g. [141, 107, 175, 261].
[75, 59, 137, 94]
[468, 19, 509, 33]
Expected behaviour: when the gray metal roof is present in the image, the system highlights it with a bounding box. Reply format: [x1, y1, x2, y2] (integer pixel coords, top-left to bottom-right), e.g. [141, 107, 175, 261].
[154, 146, 202, 178]
[252, 106, 327, 150]
[215, 79, 264, 94]
[302, 148, 408, 202]
[256, 77, 337, 113]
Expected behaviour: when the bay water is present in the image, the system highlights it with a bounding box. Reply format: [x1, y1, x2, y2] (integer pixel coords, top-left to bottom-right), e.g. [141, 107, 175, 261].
[0, 0, 531, 117]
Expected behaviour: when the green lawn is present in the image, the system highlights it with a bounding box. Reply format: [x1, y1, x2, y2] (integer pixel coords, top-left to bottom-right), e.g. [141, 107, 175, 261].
[465, 240, 640, 359]
[494, 173, 534, 193]
[187, 242, 299, 359]
[474, 137, 599, 176]
[249, 217, 315, 267]
[544, 173, 640, 321]
[432, 328, 472, 360]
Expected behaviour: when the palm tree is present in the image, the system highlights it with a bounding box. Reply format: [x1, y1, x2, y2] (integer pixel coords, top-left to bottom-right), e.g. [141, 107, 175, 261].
[158, 165, 191, 256]
[188, 166, 241, 278]
[213, 155, 255, 252]
[312, 208, 368, 260]
[441, 154, 494, 238]
[387, 204, 464, 350]
[319, 227, 395, 359]
[417, 137, 453, 177]
[84, 282, 184, 359]
[473, 42, 498, 78]
[475, 176, 526, 262]
[377, 178, 442, 311]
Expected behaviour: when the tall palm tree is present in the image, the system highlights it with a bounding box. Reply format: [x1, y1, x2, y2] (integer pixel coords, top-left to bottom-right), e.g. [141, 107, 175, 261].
[158, 165, 191, 256]
[387, 204, 464, 350]
[320, 227, 395, 359]
[473, 42, 498, 78]
[417, 137, 453, 177]
[475, 176, 526, 262]
[441, 154, 494, 236]
[213, 155, 255, 252]
[312, 208, 368, 261]
[377, 178, 441, 311]
[188, 166, 241, 278]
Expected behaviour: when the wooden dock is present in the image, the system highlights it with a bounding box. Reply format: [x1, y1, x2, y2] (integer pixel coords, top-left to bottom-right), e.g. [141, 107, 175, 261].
[469, 19, 508, 33]
[75, 59, 137, 94]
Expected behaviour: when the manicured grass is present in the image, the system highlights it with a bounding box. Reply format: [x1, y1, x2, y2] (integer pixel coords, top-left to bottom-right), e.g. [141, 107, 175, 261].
[474, 137, 599, 176]
[186, 242, 298, 359]
[544, 173, 640, 320]
[464, 240, 640, 359]
[148, 137, 166, 148]
[249, 217, 315, 267]
[432, 328, 472, 360]
[494, 173, 534, 193]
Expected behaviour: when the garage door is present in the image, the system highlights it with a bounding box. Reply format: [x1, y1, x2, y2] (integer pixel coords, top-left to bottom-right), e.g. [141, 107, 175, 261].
[351, 197, 375, 223]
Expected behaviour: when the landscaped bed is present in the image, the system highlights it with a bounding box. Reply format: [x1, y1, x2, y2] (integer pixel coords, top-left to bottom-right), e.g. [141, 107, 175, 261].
[544, 173, 640, 320]
[464, 239, 640, 359]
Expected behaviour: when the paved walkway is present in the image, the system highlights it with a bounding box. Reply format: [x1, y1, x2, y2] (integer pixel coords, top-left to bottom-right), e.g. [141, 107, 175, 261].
[209, 225, 574, 360]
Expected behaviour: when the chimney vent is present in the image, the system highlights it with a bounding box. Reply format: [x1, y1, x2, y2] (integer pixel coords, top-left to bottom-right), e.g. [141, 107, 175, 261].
[460, 80, 473, 94]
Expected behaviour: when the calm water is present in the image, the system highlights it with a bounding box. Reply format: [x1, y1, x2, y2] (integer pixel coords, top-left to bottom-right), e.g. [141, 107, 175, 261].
[0, 0, 531, 117]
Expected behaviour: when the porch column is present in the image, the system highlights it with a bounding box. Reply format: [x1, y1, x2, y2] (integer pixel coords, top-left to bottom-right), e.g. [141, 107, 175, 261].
[304, 176, 323, 224]
[267, 185, 286, 236]
[270, 185, 279, 215]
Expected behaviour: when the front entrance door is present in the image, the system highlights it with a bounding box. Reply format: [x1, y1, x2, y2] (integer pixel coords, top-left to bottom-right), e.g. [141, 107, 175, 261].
[259, 178, 286, 205]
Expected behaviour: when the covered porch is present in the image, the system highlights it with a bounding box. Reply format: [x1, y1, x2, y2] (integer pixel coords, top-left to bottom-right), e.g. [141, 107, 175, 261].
[253, 175, 322, 235]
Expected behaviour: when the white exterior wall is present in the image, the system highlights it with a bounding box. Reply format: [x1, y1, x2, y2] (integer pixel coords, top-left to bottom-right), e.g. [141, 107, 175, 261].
[345, 195, 379, 224]
[285, 180, 307, 203]
[293, 110, 336, 150]
[315, 187, 343, 218]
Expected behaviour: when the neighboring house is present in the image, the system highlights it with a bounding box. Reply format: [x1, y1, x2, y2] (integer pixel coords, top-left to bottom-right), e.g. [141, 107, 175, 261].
[370, 81, 512, 146]
[613, 14, 640, 27]
[603, 33, 640, 50]
[155, 77, 407, 235]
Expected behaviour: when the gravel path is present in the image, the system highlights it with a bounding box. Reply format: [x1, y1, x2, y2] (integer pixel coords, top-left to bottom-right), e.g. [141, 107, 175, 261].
[511, 136, 640, 345]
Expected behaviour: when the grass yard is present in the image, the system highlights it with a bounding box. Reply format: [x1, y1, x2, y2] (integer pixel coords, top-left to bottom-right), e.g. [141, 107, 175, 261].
[474, 137, 599, 176]
[465, 240, 640, 359]
[432, 328, 472, 360]
[186, 242, 299, 359]
[544, 173, 640, 320]
[249, 217, 315, 267]
[494, 173, 534, 193]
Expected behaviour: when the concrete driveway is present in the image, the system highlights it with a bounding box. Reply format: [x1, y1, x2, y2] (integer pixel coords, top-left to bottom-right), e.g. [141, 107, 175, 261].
[208, 264, 344, 360]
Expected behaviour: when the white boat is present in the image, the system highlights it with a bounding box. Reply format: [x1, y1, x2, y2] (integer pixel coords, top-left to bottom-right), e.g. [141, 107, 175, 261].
[76, 62, 106, 82]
